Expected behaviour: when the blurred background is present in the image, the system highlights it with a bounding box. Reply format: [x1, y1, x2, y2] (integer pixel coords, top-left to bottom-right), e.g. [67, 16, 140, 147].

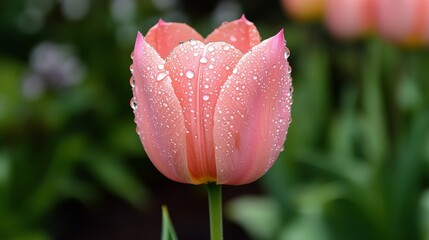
[1, 0, 429, 239]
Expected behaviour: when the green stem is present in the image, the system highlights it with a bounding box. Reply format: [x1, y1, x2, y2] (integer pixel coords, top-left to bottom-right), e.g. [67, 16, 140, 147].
[207, 183, 223, 240]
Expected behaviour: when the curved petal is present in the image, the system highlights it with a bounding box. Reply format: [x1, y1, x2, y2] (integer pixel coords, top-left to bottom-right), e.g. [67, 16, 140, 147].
[145, 20, 204, 58]
[213, 30, 293, 185]
[132, 32, 192, 183]
[165, 40, 243, 184]
[205, 15, 261, 53]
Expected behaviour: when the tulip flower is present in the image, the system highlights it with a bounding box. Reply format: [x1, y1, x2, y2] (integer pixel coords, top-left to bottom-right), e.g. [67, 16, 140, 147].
[129, 16, 293, 185]
[325, 0, 374, 39]
[375, 0, 429, 46]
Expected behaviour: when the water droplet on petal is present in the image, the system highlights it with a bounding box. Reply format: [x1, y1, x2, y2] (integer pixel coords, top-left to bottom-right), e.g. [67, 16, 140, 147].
[284, 50, 290, 59]
[223, 45, 230, 51]
[208, 46, 215, 52]
[190, 39, 196, 45]
[130, 77, 135, 87]
[204, 83, 209, 89]
[129, 65, 134, 74]
[287, 65, 292, 74]
[157, 64, 165, 70]
[202, 95, 210, 101]
[200, 57, 208, 64]
[232, 68, 238, 74]
[157, 72, 168, 81]
[186, 70, 195, 79]
[130, 97, 137, 110]
[208, 64, 214, 70]
[130, 51, 134, 59]
[230, 36, 237, 42]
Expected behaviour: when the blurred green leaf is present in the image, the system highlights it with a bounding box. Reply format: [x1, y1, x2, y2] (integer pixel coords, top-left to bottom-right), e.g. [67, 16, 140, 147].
[279, 214, 330, 240]
[420, 190, 429, 240]
[86, 153, 148, 207]
[227, 195, 281, 240]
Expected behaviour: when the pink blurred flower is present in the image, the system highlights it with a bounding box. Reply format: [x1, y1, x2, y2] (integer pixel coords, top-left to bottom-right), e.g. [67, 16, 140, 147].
[281, 0, 326, 21]
[325, 0, 374, 39]
[130, 16, 293, 185]
[376, 0, 429, 46]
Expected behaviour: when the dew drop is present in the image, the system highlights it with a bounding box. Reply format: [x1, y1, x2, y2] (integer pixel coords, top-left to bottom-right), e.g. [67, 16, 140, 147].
[185, 70, 195, 79]
[230, 36, 237, 42]
[129, 65, 134, 74]
[157, 72, 168, 81]
[253, 75, 258, 80]
[190, 39, 196, 45]
[157, 64, 165, 70]
[202, 95, 210, 101]
[223, 45, 230, 51]
[204, 83, 210, 89]
[284, 50, 290, 59]
[232, 68, 238, 74]
[130, 77, 135, 87]
[287, 65, 292, 73]
[200, 57, 208, 64]
[130, 51, 134, 59]
[209, 64, 214, 70]
[130, 97, 137, 110]
[208, 46, 215, 52]
[280, 145, 284, 152]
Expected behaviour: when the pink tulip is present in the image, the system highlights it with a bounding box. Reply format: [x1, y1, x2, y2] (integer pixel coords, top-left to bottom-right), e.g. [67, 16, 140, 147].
[376, 0, 429, 46]
[325, 0, 374, 39]
[130, 16, 293, 185]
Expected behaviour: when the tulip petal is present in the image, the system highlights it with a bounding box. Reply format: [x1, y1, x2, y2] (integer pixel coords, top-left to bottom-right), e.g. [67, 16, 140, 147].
[145, 20, 204, 58]
[206, 15, 261, 53]
[132, 32, 192, 183]
[165, 40, 243, 184]
[213, 30, 293, 185]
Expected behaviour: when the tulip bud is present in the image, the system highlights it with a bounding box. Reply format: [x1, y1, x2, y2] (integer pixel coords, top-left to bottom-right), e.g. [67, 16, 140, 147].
[325, 0, 374, 39]
[130, 16, 293, 185]
[375, 0, 429, 46]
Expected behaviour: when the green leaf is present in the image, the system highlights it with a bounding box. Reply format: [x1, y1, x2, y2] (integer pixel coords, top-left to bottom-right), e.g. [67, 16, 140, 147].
[227, 195, 281, 240]
[279, 214, 330, 240]
[87, 155, 148, 207]
[161, 205, 178, 240]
